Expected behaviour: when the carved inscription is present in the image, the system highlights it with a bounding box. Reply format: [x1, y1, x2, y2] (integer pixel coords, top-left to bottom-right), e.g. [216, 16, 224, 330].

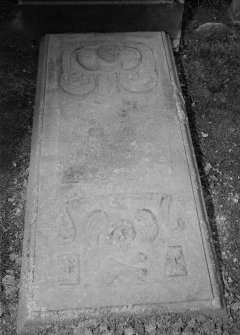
[58, 193, 189, 287]
[57, 254, 80, 285]
[60, 41, 158, 97]
[165, 246, 187, 277]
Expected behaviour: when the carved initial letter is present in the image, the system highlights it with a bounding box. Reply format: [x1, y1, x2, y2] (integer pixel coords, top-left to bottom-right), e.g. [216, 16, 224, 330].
[165, 246, 187, 277]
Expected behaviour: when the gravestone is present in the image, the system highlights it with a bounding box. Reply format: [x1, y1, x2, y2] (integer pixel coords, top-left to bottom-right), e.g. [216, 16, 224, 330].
[17, 32, 223, 333]
[19, 0, 185, 49]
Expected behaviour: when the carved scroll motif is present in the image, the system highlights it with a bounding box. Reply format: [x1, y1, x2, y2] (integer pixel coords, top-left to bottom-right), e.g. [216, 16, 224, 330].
[134, 209, 159, 243]
[159, 194, 186, 232]
[165, 246, 187, 277]
[85, 209, 109, 247]
[60, 42, 158, 97]
[58, 205, 76, 244]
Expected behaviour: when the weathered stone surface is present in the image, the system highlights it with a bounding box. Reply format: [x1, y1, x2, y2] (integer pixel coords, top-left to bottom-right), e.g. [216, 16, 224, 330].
[17, 32, 223, 333]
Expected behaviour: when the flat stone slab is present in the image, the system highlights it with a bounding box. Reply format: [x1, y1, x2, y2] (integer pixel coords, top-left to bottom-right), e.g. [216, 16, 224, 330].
[18, 32, 223, 333]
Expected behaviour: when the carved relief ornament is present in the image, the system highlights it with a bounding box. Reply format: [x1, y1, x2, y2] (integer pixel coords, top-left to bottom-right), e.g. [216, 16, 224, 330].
[60, 41, 158, 96]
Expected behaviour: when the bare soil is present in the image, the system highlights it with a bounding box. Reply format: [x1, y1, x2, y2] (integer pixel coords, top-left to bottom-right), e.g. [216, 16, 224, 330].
[0, 1, 240, 334]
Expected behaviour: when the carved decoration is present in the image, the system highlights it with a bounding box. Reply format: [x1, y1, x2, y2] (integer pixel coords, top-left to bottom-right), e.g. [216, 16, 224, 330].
[165, 246, 187, 277]
[159, 194, 172, 228]
[60, 41, 158, 97]
[159, 194, 186, 232]
[78, 194, 162, 287]
[58, 205, 76, 243]
[91, 214, 150, 286]
[106, 218, 137, 248]
[57, 254, 80, 285]
[85, 209, 109, 247]
[134, 209, 158, 242]
[58, 193, 189, 287]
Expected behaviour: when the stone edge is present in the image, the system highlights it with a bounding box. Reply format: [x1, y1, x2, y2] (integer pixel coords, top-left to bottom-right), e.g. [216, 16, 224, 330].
[161, 33, 225, 311]
[17, 35, 50, 334]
